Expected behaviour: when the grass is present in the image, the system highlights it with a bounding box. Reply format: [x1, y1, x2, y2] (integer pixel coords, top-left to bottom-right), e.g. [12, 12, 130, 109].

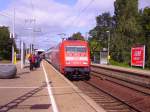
[109, 60, 150, 70]
[0, 60, 11, 64]
[110, 60, 130, 67]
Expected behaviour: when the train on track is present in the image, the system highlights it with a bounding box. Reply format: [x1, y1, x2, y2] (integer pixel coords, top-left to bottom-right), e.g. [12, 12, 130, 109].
[45, 40, 91, 80]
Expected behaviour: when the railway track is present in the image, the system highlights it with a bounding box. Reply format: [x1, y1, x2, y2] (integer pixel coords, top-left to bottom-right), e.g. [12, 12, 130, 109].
[73, 80, 137, 112]
[73, 65, 150, 112]
[91, 65, 150, 95]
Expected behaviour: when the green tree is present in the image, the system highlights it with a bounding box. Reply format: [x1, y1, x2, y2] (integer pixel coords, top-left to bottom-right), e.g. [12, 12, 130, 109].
[69, 32, 85, 40]
[0, 26, 13, 60]
[140, 7, 150, 67]
[89, 12, 114, 60]
[113, 0, 141, 62]
[88, 36, 100, 60]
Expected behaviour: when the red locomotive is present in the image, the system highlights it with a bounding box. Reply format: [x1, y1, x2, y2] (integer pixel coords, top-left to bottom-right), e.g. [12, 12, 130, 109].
[46, 40, 91, 79]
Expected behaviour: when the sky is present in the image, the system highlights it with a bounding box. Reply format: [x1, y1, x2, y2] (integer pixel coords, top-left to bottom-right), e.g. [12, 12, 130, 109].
[0, 0, 150, 50]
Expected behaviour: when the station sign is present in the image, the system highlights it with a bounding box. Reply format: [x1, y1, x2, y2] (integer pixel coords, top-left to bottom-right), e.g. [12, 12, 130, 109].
[131, 45, 145, 69]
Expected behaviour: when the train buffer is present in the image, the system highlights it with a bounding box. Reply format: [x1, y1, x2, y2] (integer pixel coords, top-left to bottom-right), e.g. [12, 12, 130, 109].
[0, 61, 105, 112]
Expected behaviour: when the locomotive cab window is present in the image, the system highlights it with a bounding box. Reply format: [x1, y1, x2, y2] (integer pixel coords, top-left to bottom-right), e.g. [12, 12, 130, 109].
[66, 46, 86, 52]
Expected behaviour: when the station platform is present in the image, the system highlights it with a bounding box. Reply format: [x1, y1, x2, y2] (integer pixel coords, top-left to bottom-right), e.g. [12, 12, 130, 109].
[0, 61, 105, 112]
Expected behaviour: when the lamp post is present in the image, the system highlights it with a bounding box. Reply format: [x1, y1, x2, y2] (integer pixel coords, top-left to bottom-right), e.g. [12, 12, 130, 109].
[106, 31, 110, 65]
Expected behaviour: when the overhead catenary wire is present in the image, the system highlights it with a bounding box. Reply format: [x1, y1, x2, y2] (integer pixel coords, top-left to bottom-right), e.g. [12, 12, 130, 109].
[25, 0, 95, 49]
[30, 0, 35, 15]
[23, 0, 38, 50]
[63, 0, 95, 36]
[30, 0, 36, 43]
[30, 0, 42, 33]
[72, 0, 95, 25]
[28, 0, 95, 40]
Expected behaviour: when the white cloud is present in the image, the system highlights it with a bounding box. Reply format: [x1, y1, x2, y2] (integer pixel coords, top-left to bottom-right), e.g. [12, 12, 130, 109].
[0, 0, 149, 50]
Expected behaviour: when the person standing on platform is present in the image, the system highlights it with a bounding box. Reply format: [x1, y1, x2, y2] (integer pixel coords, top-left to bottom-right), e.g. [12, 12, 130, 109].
[28, 54, 35, 71]
[36, 54, 41, 68]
